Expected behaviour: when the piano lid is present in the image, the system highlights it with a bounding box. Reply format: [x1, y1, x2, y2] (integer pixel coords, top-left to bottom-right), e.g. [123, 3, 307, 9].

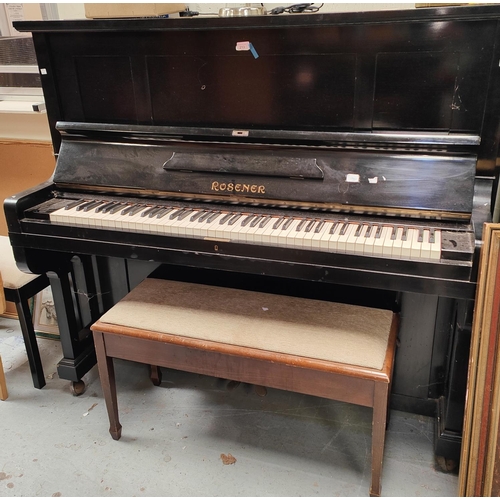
[52, 123, 476, 221]
[15, 4, 500, 174]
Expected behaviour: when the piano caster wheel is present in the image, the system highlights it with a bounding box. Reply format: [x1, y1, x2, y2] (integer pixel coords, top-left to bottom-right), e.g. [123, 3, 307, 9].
[70, 380, 86, 396]
[436, 455, 457, 472]
[149, 365, 162, 386]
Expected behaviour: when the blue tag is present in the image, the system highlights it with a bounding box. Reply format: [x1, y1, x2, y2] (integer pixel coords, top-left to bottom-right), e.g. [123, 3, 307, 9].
[249, 43, 259, 59]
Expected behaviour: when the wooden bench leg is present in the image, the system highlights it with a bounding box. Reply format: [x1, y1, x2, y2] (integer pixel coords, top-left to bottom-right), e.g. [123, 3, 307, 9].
[149, 365, 162, 386]
[15, 295, 45, 389]
[0, 355, 8, 401]
[93, 331, 122, 440]
[370, 382, 389, 497]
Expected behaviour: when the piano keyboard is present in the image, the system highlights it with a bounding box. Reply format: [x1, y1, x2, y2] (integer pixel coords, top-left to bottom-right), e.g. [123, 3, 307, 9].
[49, 199, 442, 261]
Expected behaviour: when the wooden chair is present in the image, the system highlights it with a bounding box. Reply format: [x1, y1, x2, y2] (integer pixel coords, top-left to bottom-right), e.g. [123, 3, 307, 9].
[0, 271, 7, 400]
[91, 278, 398, 497]
[0, 236, 49, 389]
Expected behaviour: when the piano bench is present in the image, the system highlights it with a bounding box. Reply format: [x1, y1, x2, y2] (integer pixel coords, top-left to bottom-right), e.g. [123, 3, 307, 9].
[91, 278, 398, 497]
[0, 236, 50, 390]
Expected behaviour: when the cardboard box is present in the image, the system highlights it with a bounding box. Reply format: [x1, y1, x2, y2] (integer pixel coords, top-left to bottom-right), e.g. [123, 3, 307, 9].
[84, 4, 185, 19]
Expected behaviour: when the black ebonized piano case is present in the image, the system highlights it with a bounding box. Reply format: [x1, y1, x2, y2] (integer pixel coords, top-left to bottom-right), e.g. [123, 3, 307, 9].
[7, 5, 500, 463]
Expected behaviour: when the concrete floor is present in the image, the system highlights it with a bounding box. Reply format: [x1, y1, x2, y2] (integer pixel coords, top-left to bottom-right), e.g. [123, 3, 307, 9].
[0, 315, 458, 497]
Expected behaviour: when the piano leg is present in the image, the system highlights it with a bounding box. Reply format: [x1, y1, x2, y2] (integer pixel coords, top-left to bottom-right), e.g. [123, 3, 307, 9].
[48, 258, 98, 390]
[48, 255, 151, 392]
[435, 299, 472, 467]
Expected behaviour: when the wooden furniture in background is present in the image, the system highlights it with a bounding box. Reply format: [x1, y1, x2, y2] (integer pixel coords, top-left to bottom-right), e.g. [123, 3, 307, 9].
[91, 278, 398, 497]
[459, 223, 500, 495]
[0, 236, 49, 389]
[0, 140, 55, 237]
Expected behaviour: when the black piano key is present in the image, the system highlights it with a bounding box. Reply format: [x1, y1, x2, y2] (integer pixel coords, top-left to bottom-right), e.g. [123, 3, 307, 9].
[273, 217, 285, 230]
[282, 218, 294, 230]
[77, 200, 100, 211]
[375, 225, 383, 239]
[219, 213, 233, 224]
[364, 225, 373, 238]
[108, 203, 125, 214]
[354, 224, 364, 237]
[339, 222, 349, 236]
[429, 228, 436, 244]
[120, 204, 136, 215]
[250, 216, 263, 228]
[178, 209, 193, 221]
[156, 208, 172, 219]
[228, 214, 242, 226]
[148, 206, 164, 218]
[259, 216, 271, 228]
[401, 227, 408, 241]
[418, 228, 424, 242]
[127, 205, 145, 216]
[95, 201, 115, 213]
[83, 200, 104, 212]
[314, 221, 325, 233]
[190, 211, 205, 222]
[296, 219, 307, 231]
[206, 211, 220, 223]
[241, 215, 256, 227]
[141, 206, 159, 217]
[198, 211, 213, 222]
[390, 226, 398, 240]
[65, 199, 86, 210]
[330, 222, 339, 234]
[305, 220, 316, 233]
[102, 202, 121, 214]
[169, 208, 186, 220]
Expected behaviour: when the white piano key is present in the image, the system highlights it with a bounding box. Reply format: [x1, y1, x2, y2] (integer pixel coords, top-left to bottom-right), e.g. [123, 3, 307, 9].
[285, 219, 303, 248]
[346, 223, 362, 254]
[430, 229, 441, 261]
[337, 223, 356, 253]
[302, 220, 319, 249]
[373, 226, 389, 257]
[382, 226, 396, 257]
[401, 228, 414, 259]
[363, 225, 378, 256]
[420, 229, 432, 259]
[249, 216, 272, 245]
[410, 228, 422, 259]
[311, 221, 335, 251]
[183, 210, 204, 237]
[261, 217, 281, 245]
[327, 221, 343, 252]
[391, 227, 404, 259]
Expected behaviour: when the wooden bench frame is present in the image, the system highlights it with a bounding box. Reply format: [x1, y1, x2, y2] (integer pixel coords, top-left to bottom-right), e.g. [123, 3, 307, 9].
[92, 312, 398, 497]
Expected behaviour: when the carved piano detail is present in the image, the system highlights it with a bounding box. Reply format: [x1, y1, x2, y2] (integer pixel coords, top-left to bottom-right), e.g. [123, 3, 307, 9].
[5, 4, 500, 463]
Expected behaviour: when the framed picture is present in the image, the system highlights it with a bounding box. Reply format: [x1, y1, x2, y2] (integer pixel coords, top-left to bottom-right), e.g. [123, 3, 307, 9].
[33, 285, 59, 339]
[459, 223, 500, 496]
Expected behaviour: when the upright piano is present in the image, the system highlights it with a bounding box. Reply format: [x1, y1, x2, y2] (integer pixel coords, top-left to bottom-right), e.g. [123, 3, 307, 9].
[6, 5, 500, 463]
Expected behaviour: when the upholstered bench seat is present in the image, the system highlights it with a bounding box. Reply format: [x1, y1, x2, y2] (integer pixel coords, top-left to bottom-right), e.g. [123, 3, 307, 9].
[91, 278, 398, 496]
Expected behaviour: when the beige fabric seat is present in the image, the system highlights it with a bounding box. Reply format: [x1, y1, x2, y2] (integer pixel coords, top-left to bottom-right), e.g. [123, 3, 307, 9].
[92, 278, 398, 497]
[0, 235, 49, 389]
[100, 278, 393, 370]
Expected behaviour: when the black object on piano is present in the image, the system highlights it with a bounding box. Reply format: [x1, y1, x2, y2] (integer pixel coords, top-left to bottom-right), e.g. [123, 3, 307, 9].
[5, 5, 500, 461]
